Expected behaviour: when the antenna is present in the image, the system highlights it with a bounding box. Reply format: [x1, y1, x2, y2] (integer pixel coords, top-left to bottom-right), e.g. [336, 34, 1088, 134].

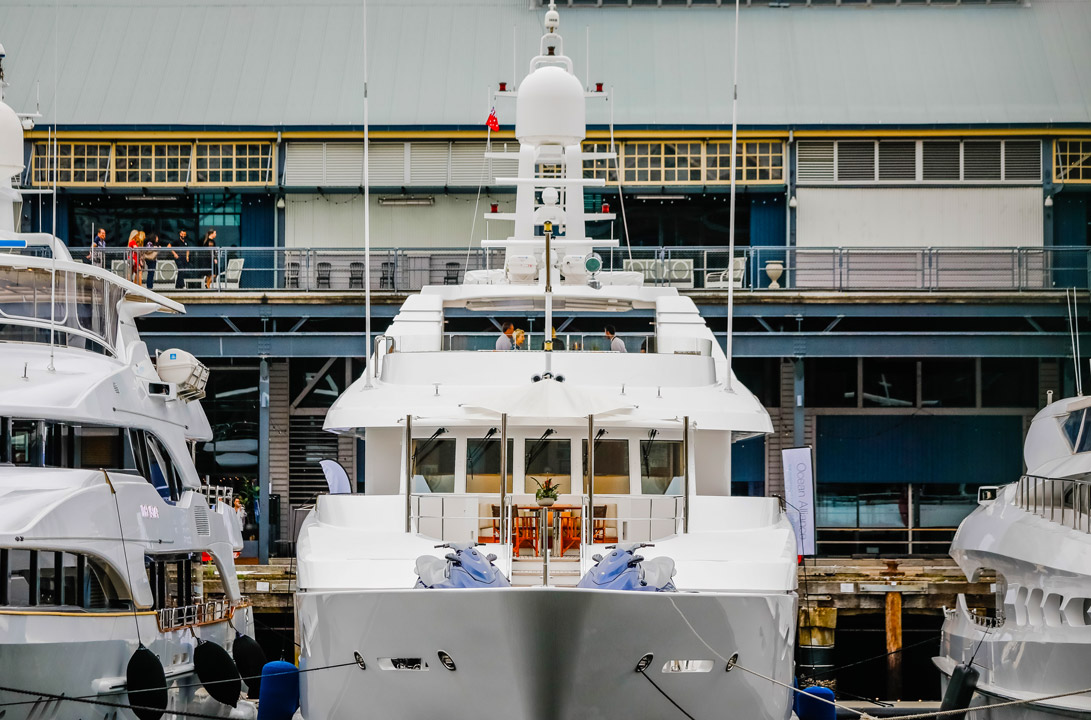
[725, 0, 741, 391]
[362, 0, 373, 389]
[1067, 288, 1082, 396]
[48, 0, 59, 373]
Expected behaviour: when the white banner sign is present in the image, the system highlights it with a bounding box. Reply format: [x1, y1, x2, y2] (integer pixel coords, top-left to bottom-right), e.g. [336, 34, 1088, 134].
[781, 446, 816, 556]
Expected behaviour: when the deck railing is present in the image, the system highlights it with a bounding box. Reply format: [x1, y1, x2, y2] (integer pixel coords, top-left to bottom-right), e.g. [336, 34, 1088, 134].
[67, 245, 1091, 294]
[155, 597, 242, 632]
[1015, 474, 1091, 533]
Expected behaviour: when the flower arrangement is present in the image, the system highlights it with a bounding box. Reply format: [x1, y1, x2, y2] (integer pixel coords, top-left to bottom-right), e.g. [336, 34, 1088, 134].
[532, 477, 560, 502]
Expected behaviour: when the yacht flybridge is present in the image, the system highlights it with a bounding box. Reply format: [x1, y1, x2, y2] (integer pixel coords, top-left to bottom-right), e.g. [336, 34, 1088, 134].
[0, 52, 260, 720]
[937, 395, 1091, 719]
[295, 6, 797, 719]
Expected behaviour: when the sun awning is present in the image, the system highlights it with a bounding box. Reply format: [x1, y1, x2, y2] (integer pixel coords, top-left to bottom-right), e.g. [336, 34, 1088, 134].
[463, 378, 635, 420]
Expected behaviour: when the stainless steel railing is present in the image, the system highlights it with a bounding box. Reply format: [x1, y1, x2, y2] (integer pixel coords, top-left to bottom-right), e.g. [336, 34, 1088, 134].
[1015, 474, 1091, 533]
[156, 597, 244, 631]
[68, 245, 1091, 294]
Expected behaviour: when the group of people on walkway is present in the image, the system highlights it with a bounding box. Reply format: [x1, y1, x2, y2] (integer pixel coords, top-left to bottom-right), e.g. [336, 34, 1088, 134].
[88, 228, 219, 289]
[495, 323, 628, 352]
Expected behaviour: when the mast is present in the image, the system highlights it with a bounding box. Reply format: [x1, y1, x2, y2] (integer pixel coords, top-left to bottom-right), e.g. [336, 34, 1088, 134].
[725, 0, 741, 390]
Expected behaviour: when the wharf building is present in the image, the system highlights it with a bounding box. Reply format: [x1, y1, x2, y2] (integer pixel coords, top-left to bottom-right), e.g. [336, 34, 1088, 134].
[1, 0, 1089, 558]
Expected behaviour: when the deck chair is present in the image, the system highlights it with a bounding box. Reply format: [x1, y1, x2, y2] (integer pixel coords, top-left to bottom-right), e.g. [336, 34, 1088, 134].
[152, 260, 178, 291]
[222, 258, 245, 290]
[110, 260, 128, 279]
[349, 262, 365, 289]
[513, 513, 539, 557]
[316, 261, 332, 289]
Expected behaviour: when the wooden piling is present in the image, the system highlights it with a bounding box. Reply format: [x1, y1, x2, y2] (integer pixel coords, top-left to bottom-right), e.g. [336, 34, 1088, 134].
[886, 591, 903, 700]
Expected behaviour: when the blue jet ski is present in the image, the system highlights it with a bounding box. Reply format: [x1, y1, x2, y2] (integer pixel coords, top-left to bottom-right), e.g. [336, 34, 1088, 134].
[576, 543, 677, 592]
[414, 542, 511, 589]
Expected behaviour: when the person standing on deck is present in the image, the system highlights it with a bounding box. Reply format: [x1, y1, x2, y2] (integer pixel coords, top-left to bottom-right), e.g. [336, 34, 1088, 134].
[496, 321, 515, 351]
[167, 229, 191, 288]
[605, 325, 626, 353]
[87, 228, 106, 267]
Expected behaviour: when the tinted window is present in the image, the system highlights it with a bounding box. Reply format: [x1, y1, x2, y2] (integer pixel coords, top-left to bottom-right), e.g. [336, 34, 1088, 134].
[921, 359, 975, 408]
[640, 439, 683, 495]
[805, 359, 857, 408]
[583, 438, 630, 494]
[862, 359, 916, 407]
[412, 438, 456, 493]
[981, 358, 1038, 408]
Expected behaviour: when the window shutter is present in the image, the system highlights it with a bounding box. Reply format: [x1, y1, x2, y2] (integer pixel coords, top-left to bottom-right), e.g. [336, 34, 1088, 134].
[409, 143, 449, 185]
[323, 144, 364, 186]
[837, 141, 876, 181]
[797, 141, 834, 183]
[449, 142, 488, 186]
[922, 141, 960, 181]
[878, 141, 916, 181]
[368, 143, 406, 186]
[283, 143, 325, 185]
[490, 144, 519, 185]
[963, 141, 1002, 180]
[1003, 140, 1041, 181]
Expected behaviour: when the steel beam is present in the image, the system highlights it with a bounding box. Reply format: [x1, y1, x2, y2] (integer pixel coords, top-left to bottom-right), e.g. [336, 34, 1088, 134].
[258, 359, 270, 564]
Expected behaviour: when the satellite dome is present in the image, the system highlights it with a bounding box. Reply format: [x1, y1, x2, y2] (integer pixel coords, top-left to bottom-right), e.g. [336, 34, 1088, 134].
[515, 65, 585, 147]
[0, 100, 23, 178]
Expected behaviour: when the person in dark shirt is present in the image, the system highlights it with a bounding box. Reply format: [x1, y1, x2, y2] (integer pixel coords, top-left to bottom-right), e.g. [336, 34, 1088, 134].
[87, 228, 107, 267]
[167, 230, 191, 288]
[143, 234, 161, 289]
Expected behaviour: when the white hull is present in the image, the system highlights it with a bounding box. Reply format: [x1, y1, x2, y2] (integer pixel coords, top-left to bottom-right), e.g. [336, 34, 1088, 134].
[937, 599, 1091, 720]
[298, 587, 796, 720]
[0, 609, 254, 720]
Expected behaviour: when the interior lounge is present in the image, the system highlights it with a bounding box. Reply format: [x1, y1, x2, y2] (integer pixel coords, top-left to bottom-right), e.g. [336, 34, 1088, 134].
[407, 425, 689, 556]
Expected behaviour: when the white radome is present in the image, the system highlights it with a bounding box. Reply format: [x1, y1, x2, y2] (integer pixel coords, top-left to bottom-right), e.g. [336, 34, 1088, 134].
[0, 101, 22, 177]
[515, 65, 586, 147]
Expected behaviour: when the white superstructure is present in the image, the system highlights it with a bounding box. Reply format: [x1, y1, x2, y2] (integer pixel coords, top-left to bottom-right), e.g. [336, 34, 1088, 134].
[0, 49, 257, 719]
[295, 6, 797, 720]
[937, 395, 1091, 718]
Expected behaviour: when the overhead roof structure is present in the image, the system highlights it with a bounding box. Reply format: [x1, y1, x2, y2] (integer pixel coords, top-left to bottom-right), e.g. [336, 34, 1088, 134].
[0, 0, 1088, 129]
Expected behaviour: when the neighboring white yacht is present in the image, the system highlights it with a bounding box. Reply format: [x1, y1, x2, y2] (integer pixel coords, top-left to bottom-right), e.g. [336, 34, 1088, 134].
[937, 394, 1091, 718]
[295, 6, 798, 719]
[0, 53, 258, 720]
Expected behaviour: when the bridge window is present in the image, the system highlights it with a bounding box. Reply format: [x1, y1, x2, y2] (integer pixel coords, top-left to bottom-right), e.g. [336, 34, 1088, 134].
[412, 438, 456, 493]
[1, 548, 124, 610]
[466, 437, 514, 494]
[583, 438, 630, 494]
[640, 439, 683, 495]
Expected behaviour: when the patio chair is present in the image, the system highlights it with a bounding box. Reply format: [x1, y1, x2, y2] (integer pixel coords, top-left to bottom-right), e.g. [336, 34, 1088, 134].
[513, 513, 539, 556]
[222, 258, 245, 290]
[349, 261, 365, 289]
[380, 261, 395, 290]
[110, 260, 128, 279]
[152, 260, 178, 291]
[316, 261, 332, 289]
[443, 261, 461, 285]
[285, 261, 300, 289]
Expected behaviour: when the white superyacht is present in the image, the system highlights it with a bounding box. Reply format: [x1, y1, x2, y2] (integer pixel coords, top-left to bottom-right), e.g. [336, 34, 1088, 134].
[295, 6, 798, 720]
[0, 52, 260, 719]
[937, 394, 1091, 718]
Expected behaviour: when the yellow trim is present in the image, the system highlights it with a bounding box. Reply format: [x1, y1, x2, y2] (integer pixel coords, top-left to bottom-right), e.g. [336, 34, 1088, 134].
[585, 129, 789, 140]
[793, 128, 1089, 139]
[26, 130, 277, 141]
[0, 609, 157, 618]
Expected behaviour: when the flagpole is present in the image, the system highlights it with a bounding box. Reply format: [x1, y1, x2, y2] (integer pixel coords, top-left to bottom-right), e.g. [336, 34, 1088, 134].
[726, 0, 740, 391]
[363, 0, 373, 389]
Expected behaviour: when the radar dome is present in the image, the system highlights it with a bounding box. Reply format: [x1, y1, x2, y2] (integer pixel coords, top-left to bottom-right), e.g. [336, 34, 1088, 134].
[0, 100, 23, 178]
[515, 65, 585, 147]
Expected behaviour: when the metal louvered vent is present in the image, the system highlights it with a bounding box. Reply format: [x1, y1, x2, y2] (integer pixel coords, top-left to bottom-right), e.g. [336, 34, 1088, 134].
[409, 143, 450, 186]
[837, 142, 876, 181]
[289, 416, 340, 506]
[796, 142, 834, 183]
[878, 142, 916, 181]
[369, 143, 407, 186]
[1004, 140, 1041, 181]
[963, 141, 1002, 180]
[922, 141, 960, 181]
[324, 144, 364, 186]
[450, 142, 488, 186]
[283, 143, 324, 185]
[490, 143, 519, 185]
[194, 504, 211, 536]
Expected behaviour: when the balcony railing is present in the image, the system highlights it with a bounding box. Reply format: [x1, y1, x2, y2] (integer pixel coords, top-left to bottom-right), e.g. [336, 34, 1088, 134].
[155, 597, 245, 632]
[1015, 474, 1091, 533]
[66, 245, 1091, 294]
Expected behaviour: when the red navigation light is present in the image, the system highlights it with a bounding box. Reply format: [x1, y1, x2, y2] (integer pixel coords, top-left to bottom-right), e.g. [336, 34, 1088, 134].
[595, 82, 604, 93]
[601, 202, 610, 213]
[499, 82, 507, 92]
[491, 203, 499, 213]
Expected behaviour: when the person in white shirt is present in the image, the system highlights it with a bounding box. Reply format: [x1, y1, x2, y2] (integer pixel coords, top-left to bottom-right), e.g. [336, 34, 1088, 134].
[496, 321, 514, 351]
[605, 325, 626, 352]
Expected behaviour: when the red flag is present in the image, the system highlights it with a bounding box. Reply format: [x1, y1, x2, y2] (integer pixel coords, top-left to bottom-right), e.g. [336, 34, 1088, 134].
[485, 108, 500, 132]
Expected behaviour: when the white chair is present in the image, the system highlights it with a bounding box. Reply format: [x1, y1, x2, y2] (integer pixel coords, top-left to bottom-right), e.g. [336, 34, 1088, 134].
[664, 259, 694, 288]
[705, 257, 746, 289]
[152, 260, 178, 291]
[110, 260, 128, 279]
[222, 258, 245, 290]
